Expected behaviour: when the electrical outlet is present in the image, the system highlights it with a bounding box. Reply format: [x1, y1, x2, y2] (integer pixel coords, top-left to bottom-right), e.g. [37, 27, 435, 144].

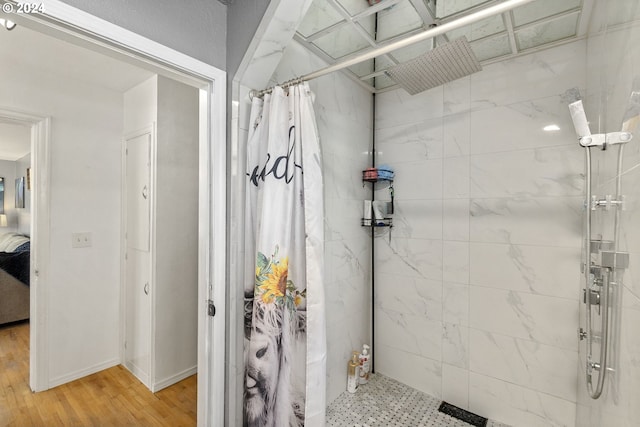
[71, 232, 92, 248]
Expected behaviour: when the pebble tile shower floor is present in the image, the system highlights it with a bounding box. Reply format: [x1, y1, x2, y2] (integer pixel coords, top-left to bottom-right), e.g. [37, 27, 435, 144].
[326, 374, 510, 427]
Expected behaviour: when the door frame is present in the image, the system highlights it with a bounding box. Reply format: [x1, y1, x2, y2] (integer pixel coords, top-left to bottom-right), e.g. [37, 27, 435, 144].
[0, 108, 51, 393]
[12, 2, 227, 426]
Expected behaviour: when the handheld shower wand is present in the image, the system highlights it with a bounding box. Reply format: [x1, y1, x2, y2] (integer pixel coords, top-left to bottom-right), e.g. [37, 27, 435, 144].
[570, 92, 635, 400]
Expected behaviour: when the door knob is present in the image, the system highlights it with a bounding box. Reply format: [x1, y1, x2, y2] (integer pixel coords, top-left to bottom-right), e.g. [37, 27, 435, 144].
[144, 282, 149, 295]
[142, 185, 148, 199]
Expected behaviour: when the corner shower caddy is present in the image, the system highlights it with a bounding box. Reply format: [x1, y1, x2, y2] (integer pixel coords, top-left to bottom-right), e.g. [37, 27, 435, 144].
[361, 165, 396, 376]
[361, 169, 394, 227]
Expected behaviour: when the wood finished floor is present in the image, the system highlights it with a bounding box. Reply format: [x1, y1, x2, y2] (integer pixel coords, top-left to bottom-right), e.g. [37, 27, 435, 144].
[0, 321, 197, 426]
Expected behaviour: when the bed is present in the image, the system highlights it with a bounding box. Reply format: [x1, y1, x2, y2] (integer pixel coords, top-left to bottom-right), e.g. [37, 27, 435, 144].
[0, 232, 30, 325]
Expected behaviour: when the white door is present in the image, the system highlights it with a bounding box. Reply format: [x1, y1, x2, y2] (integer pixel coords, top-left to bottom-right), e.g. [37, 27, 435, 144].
[124, 131, 152, 386]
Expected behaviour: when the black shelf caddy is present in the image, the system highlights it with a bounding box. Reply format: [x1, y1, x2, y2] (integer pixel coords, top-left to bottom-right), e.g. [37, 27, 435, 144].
[361, 170, 394, 228]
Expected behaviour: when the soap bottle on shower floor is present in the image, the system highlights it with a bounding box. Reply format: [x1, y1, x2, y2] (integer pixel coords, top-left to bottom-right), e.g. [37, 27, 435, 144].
[347, 351, 360, 393]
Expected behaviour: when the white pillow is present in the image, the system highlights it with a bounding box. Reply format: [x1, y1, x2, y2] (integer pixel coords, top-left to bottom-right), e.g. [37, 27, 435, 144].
[0, 232, 29, 252]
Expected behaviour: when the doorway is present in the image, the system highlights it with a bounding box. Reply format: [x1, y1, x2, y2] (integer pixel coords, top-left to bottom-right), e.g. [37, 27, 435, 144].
[0, 4, 226, 426]
[0, 110, 48, 393]
[0, 118, 33, 396]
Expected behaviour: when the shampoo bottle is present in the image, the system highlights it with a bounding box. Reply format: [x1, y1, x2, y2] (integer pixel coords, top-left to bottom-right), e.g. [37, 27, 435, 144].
[372, 201, 386, 225]
[358, 344, 370, 384]
[363, 200, 372, 226]
[347, 351, 360, 393]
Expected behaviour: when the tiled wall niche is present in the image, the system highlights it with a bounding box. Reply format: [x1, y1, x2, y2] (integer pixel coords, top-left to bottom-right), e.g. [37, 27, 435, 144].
[373, 40, 587, 427]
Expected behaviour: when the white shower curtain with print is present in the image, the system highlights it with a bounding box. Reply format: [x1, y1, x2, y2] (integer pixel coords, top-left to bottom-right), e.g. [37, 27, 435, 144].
[243, 84, 326, 427]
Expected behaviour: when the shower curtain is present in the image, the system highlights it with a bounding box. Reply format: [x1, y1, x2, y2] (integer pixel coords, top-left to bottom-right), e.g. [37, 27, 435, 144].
[243, 84, 326, 427]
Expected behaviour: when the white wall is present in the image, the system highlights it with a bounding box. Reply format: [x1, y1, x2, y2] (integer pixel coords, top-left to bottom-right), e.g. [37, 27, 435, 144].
[123, 76, 157, 133]
[0, 155, 33, 235]
[0, 43, 124, 385]
[0, 159, 19, 231]
[59, 0, 227, 71]
[374, 41, 586, 427]
[226, 1, 272, 80]
[154, 76, 199, 385]
[123, 75, 199, 389]
[16, 153, 31, 235]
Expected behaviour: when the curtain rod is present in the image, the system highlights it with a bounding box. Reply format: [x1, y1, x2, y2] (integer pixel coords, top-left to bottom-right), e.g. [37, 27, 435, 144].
[249, 0, 536, 99]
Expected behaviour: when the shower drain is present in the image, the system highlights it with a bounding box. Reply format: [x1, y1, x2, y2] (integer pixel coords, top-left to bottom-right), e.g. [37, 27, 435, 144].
[438, 401, 488, 427]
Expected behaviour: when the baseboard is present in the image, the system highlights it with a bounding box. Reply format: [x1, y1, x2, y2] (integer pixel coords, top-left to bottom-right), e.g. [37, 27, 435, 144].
[152, 365, 197, 392]
[49, 357, 120, 389]
[123, 360, 151, 389]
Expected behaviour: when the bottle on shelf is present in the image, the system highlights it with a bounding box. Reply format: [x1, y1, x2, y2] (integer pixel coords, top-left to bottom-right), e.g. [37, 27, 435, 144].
[363, 200, 372, 226]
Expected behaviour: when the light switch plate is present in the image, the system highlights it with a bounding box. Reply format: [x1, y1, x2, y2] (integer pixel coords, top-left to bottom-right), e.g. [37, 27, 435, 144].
[72, 232, 92, 248]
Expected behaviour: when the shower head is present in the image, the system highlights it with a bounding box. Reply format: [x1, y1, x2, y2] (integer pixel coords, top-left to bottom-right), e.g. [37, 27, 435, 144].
[385, 37, 482, 95]
[562, 87, 582, 104]
[569, 100, 592, 139]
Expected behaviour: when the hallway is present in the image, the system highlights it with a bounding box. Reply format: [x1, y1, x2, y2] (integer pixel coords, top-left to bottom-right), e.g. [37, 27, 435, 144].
[0, 322, 196, 426]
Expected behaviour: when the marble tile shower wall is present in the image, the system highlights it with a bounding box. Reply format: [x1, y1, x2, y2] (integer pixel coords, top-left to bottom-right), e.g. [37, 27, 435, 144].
[373, 41, 587, 427]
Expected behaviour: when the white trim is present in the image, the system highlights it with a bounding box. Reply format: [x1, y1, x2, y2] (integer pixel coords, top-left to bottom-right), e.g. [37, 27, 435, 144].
[197, 75, 228, 427]
[49, 358, 120, 389]
[123, 360, 150, 389]
[152, 365, 198, 393]
[24, 0, 219, 81]
[150, 122, 158, 396]
[0, 108, 51, 393]
[577, 0, 597, 37]
[233, 0, 282, 82]
[198, 89, 212, 424]
[31, 116, 50, 393]
[15, 2, 227, 426]
[119, 130, 126, 373]
[210, 66, 228, 427]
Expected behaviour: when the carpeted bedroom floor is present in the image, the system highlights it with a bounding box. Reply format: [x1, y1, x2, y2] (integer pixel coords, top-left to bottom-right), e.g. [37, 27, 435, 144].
[0, 321, 197, 426]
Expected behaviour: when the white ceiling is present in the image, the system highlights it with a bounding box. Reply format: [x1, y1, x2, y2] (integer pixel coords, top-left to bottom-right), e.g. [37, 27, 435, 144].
[0, 23, 154, 93]
[0, 120, 30, 161]
[0, 23, 154, 160]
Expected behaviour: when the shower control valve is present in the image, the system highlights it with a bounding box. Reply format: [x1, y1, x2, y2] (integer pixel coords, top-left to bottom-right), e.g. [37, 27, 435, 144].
[601, 251, 630, 270]
[583, 288, 601, 306]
